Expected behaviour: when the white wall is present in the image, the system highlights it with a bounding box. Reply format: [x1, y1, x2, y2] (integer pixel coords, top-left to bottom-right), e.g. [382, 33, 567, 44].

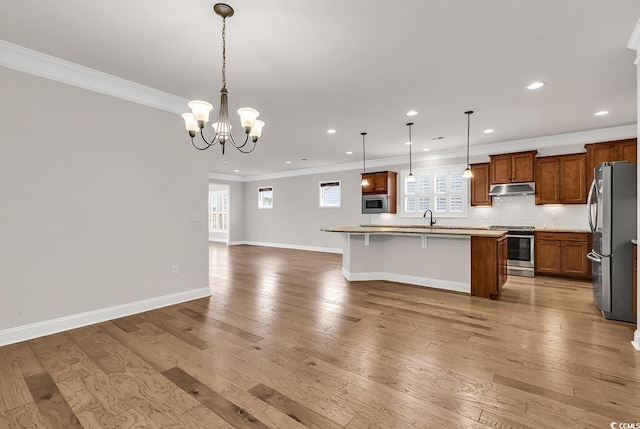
[243, 172, 370, 251]
[0, 68, 209, 341]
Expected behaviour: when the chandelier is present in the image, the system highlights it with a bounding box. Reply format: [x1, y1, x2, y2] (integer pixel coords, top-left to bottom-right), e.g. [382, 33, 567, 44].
[181, 3, 265, 153]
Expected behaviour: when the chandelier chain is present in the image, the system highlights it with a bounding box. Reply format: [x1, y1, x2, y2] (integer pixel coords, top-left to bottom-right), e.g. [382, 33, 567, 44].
[221, 16, 227, 89]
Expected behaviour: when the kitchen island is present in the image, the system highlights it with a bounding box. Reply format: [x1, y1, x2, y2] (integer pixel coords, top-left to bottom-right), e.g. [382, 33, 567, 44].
[322, 226, 508, 299]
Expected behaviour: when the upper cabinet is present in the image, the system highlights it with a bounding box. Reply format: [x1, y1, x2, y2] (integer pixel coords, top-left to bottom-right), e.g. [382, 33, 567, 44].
[470, 163, 492, 206]
[489, 150, 537, 184]
[535, 153, 586, 204]
[361, 171, 397, 195]
[585, 138, 637, 187]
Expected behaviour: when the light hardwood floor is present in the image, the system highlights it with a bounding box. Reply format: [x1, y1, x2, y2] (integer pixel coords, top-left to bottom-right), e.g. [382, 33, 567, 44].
[1, 242, 639, 428]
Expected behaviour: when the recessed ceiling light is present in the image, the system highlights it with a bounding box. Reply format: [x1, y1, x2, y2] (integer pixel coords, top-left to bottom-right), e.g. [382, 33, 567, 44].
[285, 161, 292, 164]
[233, 169, 239, 173]
[594, 110, 609, 116]
[422, 148, 430, 152]
[406, 110, 418, 116]
[346, 151, 353, 155]
[483, 129, 494, 133]
[527, 81, 545, 90]
[404, 141, 412, 145]
[327, 129, 336, 134]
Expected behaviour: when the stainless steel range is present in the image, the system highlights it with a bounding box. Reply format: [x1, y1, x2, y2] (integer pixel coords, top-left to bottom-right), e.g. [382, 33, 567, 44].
[488, 225, 535, 277]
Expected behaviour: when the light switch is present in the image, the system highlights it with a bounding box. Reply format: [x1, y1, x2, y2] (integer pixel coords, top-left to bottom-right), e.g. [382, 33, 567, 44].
[191, 211, 201, 222]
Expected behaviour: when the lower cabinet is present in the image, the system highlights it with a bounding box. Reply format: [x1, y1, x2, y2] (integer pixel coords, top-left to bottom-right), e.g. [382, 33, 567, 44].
[471, 235, 508, 299]
[534, 231, 591, 279]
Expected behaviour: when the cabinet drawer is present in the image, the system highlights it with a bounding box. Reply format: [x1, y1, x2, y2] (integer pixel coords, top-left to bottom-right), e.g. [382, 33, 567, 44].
[535, 232, 588, 242]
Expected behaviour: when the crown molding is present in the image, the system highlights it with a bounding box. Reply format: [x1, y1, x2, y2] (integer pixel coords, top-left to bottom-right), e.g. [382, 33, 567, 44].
[0, 41, 188, 113]
[219, 124, 637, 183]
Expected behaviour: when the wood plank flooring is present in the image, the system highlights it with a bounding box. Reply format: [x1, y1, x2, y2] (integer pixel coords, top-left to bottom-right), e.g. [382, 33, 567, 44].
[1, 242, 639, 428]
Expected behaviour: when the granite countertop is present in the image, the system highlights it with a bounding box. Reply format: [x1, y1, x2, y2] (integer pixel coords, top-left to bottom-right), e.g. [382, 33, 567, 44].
[322, 226, 507, 238]
[360, 224, 488, 230]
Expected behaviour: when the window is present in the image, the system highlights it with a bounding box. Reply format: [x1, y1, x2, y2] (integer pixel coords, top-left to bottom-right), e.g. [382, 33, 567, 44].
[208, 190, 228, 232]
[258, 186, 273, 209]
[401, 165, 468, 217]
[319, 181, 341, 208]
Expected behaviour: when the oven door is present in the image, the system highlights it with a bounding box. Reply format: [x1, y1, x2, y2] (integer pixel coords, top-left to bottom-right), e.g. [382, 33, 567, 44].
[506, 235, 535, 268]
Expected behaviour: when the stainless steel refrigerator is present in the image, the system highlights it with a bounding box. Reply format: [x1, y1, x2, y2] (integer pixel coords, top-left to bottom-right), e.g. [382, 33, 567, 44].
[587, 161, 637, 323]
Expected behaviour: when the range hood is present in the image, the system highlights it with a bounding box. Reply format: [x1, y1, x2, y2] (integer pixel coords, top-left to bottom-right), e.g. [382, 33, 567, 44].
[489, 182, 535, 196]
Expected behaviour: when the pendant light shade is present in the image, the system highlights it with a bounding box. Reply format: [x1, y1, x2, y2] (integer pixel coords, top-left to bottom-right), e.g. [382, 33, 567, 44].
[406, 122, 415, 183]
[463, 110, 474, 179]
[360, 132, 369, 187]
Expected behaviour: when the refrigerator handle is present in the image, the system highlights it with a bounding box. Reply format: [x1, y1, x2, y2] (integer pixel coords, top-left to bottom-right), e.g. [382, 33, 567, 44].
[586, 179, 597, 233]
[586, 251, 602, 263]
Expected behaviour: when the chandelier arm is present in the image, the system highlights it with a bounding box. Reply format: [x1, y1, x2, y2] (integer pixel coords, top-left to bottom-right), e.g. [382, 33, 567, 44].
[199, 128, 218, 146]
[228, 132, 251, 150]
[191, 137, 214, 151]
[234, 139, 257, 154]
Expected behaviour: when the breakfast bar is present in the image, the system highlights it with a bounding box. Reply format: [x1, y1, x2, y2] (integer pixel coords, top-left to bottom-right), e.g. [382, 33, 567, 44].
[322, 226, 508, 299]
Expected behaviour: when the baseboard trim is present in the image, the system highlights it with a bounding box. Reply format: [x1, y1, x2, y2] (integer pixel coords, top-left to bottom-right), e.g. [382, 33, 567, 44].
[0, 287, 211, 347]
[632, 330, 640, 351]
[228, 240, 342, 254]
[342, 269, 469, 293]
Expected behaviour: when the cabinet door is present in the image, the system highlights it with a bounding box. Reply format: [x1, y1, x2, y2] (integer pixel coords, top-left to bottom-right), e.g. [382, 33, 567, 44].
[535, 240, 562, 275]
[511, 152, 535, 182]
[558, 154, 586, 203]
[535, 158, 559, 204]
[498, 237, 508, 290]
[633, 244, 637, 317]
[586, 142, 617, 188]
[372, 173, 388, 193]
[361, 173, 376, 194]
[490, 155, 512, 184]
[617, 139, 637, 164]
[561, 241, 589, 277]
[470, 163, 491, 206]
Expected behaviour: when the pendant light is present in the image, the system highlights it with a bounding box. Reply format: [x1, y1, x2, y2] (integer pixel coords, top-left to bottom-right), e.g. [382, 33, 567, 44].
[360, 132, 369, 187]
[406, 122, 415, 183]
[462, 110, 474, 179]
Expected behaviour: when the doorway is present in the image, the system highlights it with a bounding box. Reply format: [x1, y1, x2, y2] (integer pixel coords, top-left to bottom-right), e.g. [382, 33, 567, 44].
[208, 183, 230, 245]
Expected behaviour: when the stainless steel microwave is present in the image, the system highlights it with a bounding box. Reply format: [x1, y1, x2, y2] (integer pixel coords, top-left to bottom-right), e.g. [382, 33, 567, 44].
[362, 195, 389, 214]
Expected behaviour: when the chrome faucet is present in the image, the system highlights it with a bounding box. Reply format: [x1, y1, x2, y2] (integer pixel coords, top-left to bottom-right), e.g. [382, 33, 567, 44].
[423, 209, 436, 226]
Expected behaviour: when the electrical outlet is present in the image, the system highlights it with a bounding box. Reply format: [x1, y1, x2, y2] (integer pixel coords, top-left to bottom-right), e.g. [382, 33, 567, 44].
[171, 265, 179, 276]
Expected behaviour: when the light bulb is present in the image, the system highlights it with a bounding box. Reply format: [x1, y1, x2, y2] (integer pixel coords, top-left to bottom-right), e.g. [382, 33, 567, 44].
[188, 100, 213, 124]
[361, 178, 369, 187]
[406, 173, 415, 183]
[462, 167, 474, 179]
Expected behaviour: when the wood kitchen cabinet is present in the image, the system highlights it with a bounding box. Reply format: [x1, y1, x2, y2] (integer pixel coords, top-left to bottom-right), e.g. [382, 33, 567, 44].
[535, 153, 587, 204]
[361, 171, 397, 195]
[534, 231, 591, 279]
[490, 150, 537, 184]
[470, 163, 492, 206]
[584, 138, 637, 189]
[471, 235, 508, 299]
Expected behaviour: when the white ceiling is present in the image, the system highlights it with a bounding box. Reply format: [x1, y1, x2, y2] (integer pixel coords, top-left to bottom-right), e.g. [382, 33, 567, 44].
[2, 1, 640, 176]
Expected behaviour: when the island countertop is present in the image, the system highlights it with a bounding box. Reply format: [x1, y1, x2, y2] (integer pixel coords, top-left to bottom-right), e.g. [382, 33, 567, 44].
[321, 226, 507, 238]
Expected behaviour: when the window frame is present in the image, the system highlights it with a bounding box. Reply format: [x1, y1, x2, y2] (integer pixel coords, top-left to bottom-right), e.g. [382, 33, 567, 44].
[400, 165, 468, 218]
[319, 180, 341, 208]
[258, 186, 274, 209]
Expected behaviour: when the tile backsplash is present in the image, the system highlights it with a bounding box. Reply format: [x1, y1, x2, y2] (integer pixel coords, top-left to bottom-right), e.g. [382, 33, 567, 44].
[372, 194, 589, 230]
